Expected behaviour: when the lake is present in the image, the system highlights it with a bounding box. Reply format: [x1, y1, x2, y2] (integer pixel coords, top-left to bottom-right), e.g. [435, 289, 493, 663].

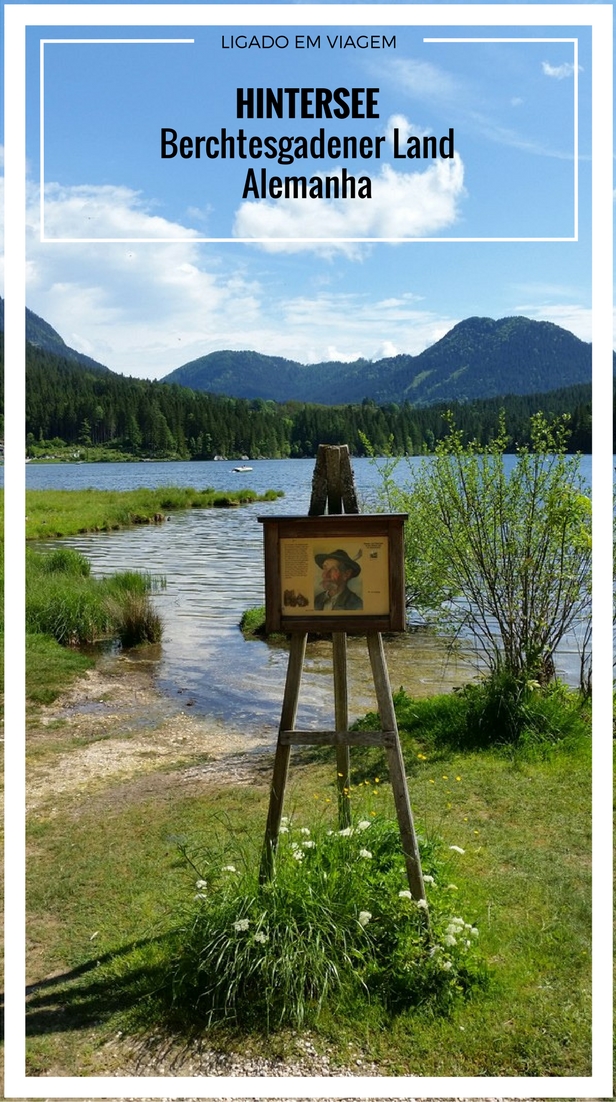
[27, 455, 591, 731]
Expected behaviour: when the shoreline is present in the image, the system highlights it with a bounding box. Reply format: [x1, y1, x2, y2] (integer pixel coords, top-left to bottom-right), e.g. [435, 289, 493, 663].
[27, 652, 278, 814]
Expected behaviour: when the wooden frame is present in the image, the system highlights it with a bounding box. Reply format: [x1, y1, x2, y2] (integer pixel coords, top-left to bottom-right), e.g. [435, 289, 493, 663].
[258, 513, 408, 634]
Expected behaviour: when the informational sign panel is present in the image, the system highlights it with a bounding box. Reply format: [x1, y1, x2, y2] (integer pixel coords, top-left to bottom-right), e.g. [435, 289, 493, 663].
[259, 514, 407, 633]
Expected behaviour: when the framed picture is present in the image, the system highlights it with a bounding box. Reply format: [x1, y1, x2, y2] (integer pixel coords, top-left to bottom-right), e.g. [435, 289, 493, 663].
[259, 514, 408, 634]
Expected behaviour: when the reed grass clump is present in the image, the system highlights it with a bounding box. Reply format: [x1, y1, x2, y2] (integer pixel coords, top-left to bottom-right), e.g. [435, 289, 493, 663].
[26, 572, 113, 645]
[26, 548, 163, 648]
[106, 592, 163, 647]
[170, 815, 485, 1030]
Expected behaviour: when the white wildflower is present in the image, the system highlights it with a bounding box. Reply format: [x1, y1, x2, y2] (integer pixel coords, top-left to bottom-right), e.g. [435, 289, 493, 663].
[448, 845, 465, 854]
[470, 927, 479, 938]
[193, 893, 207, 901]
[416, 898, 428, 910]
[358, 911, 372, 927]
[446, 924, 459, 936]
[221, 865, 237, 873]
[338, 826, 354, 837]
[281, 816, 290, 823]
[233, 918, 250, 932]
[195, 879, 207, 890]
[444, 934, 457, 946]
[279, 825, 289, 833]
[450, 916, 466, 927]
[254, 930, 269, 944]
[398, 890, 413, 900]
[357, 820, 371, 831]
[292, 849, 304, 861]
[423, 874, 435, 884]
[302, 839, 316, 849]
[359, 848, 372, 859]
[300, 827, 311, 835]
[441, 960, 453, 971]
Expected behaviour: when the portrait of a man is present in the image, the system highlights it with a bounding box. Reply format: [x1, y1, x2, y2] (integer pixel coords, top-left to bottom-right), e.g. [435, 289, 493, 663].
[314, 549, 363, 611]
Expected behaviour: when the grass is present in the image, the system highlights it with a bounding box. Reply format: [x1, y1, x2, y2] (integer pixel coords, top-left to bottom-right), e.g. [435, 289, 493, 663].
[168, 815, 485, 1031]
[353, 678, 591, 762]
[23, 485, 279, 702]
[26, 486, 283, 540]
[25, 730, 591, 1076]
[26, 546, 163, 648]
[239, 606, 268, 637]
[26, 633, 94, 705]
[19, 483, 592, 1075]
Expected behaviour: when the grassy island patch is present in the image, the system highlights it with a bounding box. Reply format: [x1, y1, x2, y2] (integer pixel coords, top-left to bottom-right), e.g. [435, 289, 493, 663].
[26, 486, 283, 540]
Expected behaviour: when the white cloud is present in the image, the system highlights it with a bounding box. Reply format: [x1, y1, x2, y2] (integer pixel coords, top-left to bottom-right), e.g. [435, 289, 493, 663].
[41, 183, 197, 241]
[277, 293, 457, 363]
[542, 61, 577, 80]
[385, 113, 431, 145]
[513, 302, 592, 342]
[375, 340, 401, 359]
[24, 183, 263, 374]
[387, 56, 576, 159]
[10, 175, 594, 381]
[232, 158, 466, 252]
[388, 58, 461, 103]
[16, 179, 462, 374]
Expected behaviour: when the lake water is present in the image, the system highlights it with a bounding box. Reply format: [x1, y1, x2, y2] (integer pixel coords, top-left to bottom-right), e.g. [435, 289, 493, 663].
[27, 456, 591, 731]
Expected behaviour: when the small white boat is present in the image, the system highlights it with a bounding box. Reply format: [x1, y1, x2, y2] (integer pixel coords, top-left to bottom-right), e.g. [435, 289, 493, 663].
[233, 465, 253, 472]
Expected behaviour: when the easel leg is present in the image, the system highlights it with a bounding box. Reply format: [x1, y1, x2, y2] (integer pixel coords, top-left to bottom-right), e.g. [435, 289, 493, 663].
[332, 632, 351, 828]
[367, 632, 426, 902]
[260, 632, 307, 883]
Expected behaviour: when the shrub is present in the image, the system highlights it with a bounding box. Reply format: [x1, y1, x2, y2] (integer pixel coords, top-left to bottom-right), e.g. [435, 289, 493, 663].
[349, 680, 590, 767]
[374, 413, 591, 685]
[170, 815, 485, 1030]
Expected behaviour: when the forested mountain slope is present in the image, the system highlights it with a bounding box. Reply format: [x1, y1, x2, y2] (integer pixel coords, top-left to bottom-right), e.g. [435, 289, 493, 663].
[24, 341, 592, 457]
[162, 316, 595, 406]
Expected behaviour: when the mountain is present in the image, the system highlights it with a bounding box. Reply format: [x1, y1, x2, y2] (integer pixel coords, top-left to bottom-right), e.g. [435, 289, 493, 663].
[0, 297, 112, 375]
[161, 316, 594, 406]
[15, 300, 592, 456]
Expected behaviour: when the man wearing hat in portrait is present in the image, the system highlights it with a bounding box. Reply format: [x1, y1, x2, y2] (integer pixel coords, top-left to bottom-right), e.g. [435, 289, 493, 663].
[314, 548, 363, 611]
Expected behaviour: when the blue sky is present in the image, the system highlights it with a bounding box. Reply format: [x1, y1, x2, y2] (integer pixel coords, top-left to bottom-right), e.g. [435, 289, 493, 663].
[17, 6, 594, 379]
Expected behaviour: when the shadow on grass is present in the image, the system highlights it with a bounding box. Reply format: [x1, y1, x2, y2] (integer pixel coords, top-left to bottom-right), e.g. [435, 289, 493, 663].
[25, 932, 181, 1038]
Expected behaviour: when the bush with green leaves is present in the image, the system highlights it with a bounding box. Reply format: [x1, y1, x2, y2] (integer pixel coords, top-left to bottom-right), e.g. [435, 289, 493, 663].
[170, 814, 485, 1030]
[388, 680, 590, 753]
[373, 413, 591, 686]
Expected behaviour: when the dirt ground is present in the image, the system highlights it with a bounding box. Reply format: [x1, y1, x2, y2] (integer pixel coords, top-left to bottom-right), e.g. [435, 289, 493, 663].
[27, 659, 277, 814]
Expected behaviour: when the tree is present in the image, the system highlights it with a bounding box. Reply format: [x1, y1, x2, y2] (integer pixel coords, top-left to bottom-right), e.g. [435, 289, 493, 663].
[380, 413, 591, 684]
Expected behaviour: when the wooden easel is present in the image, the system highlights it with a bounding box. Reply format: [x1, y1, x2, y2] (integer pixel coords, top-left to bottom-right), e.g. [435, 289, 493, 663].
[259, 445, 426, 903]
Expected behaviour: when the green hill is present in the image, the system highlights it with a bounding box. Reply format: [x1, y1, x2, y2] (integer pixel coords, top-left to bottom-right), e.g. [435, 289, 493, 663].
[161, 316, 594, 406]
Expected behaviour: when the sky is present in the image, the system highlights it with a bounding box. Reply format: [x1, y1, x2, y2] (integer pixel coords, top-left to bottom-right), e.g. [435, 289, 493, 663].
[14, 5, 595, 379]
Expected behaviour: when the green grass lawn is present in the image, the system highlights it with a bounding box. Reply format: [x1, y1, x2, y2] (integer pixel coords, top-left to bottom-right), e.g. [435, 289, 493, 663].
[19, 483, 593, 1077]
[26, 732, 591, 1077]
